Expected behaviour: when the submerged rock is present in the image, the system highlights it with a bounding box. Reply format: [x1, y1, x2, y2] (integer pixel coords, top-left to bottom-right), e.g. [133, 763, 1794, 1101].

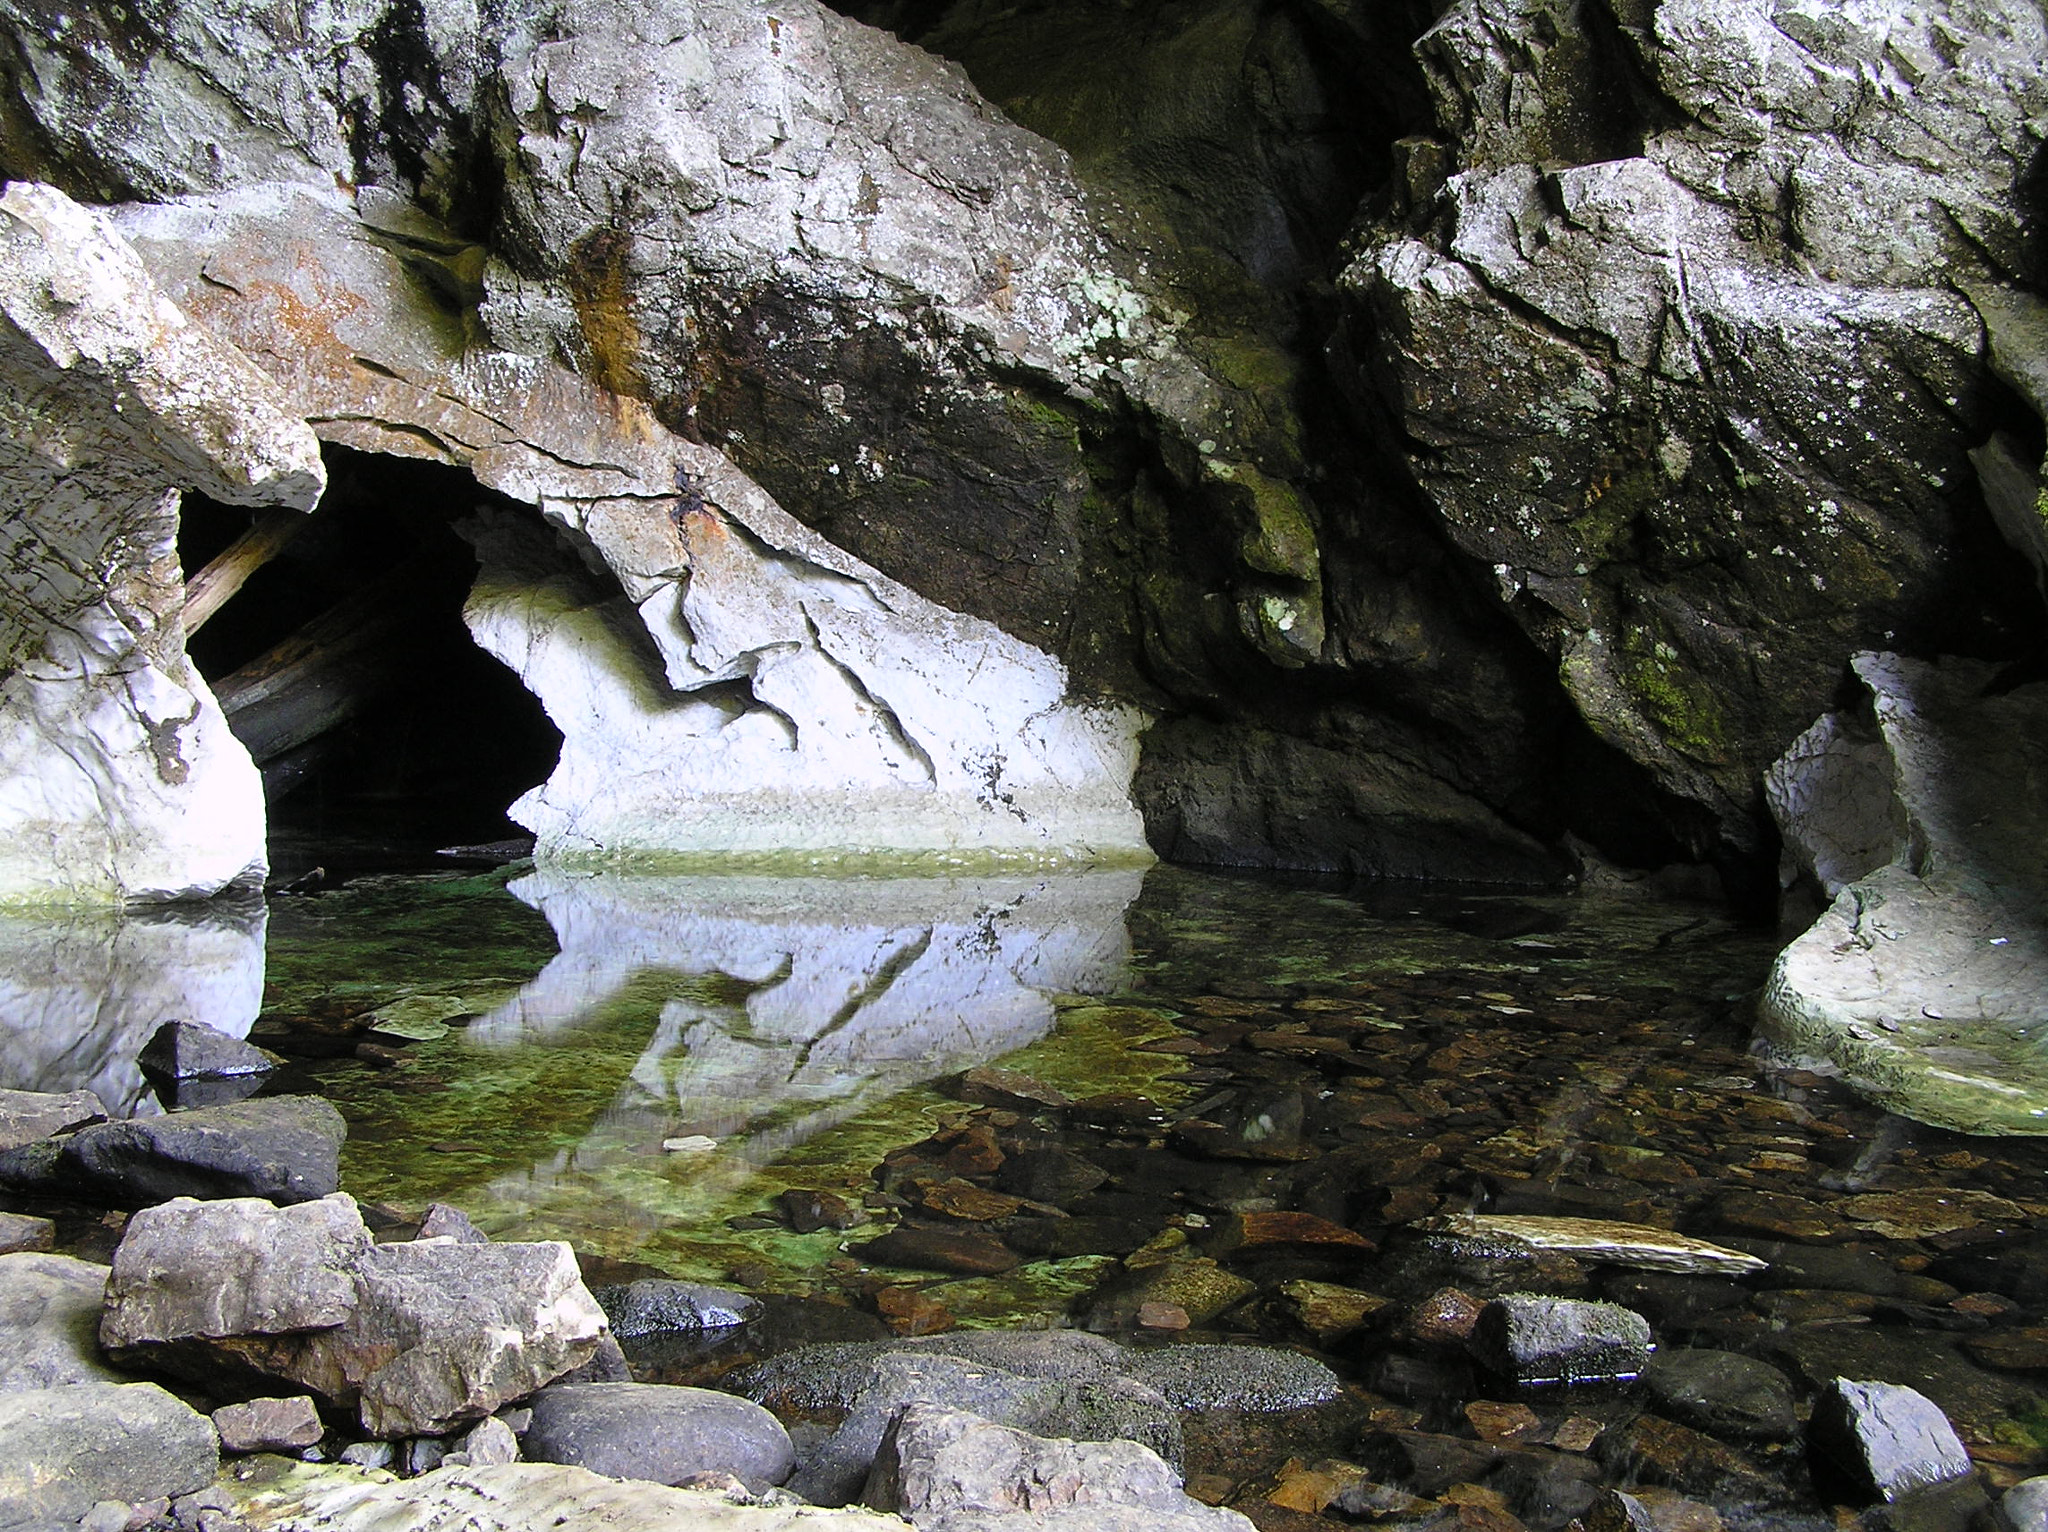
[1469, 1295, 1654, 1385]
[596, 1281, 760, 1339]
[1425, 1215, 1767, 1277]
[1641, 1350, 1797, 1444]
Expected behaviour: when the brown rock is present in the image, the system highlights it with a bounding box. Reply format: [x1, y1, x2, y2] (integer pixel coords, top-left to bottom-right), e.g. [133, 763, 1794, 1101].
[1215, 1212, 1375, 1258]
[1550, 1415, 1605, 1453]
[1408, 1288, 1485, 1345]
[1465, 1399, 1542, 1443]
[1603, 1415, 1771, 1497]
[940, 1123, 1005, 1178]
[776, 1188, 859, 1233]
[1716, 1191, 1845, 1242]
[873, 1285, 954, 1336]
[1171, 1120, 1318, 1162]
[212, 1395, 323, 1452]
[914, 1179, 1024, 1222]
[857, 1225, 1019, 1276]
[1136, 1302, 1191, 1330]
[1964, 1328, 2048, 1371]
[0, 1211, 54, 1254]
[1272, 1280, 1390, 1346]
[953, 1067, 1070, 1110]
[1840, 1190, 2028, 1240]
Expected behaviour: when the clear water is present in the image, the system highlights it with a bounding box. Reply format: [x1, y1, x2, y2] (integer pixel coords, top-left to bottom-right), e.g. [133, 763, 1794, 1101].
[8, 860, 2048, 1504]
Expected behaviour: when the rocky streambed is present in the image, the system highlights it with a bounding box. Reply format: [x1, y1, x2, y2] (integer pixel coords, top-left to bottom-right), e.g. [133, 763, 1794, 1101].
[7, 867, 2048, 1532]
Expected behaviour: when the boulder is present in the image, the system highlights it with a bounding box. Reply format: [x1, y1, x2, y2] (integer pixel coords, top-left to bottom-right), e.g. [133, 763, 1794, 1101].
[1760, 654, 2048, 1131]
[1809, 1378, 1974, 1503]
[415, 1204, 489, 1244]
[1469, 1295, 1654, 1385]
[523, 1382, 795, 1492]
[214, 1395, 325, 1452]
[596, 1281, 760, 1339]
[0, 1252, 127, 1390]
[138, 1021, 283, 1110]
[2000, 1476, 2048, 1532]
[101, 1192, 607, 1437]
[862, 1403, 1253, 1530]
[1641, 1349, 1797, 1443]
[0, 1381, 219, 1529]
[0, 1087, 106, 1150]
[7, 1094, 346, 1206]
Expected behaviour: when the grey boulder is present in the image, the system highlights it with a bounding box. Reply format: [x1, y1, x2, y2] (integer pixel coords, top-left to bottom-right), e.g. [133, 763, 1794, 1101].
[0, 1251, 127, 1390]
[213, 1395, 325, 1452]
[1468, 1295, 1653, 1384]
[0, 1381, 218, 1529]
[9, 1095, 345, 1206]
[1809, 1378, 1974, 1503]
[596, 1280, 760, 1338]
[863, 1403, 1253, 1531]
[524, 1382, 795, 1492]
[0, 1087, 106, 1151]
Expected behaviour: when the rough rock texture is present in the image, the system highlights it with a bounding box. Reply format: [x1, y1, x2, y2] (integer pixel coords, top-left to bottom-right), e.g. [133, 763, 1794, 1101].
[1641, 1349, 1797, 1444]
[139, 1019, 282, 1081]
[1468, 1295, 1654, 1384]
[213, 1394, 326, 1453]
[1759, 652, 2048, 1131]
[218, 1460, 911, 1532]
[524, 1382, 796, 1492]
[596, 1281, 760, 1339]
[863, 1403, 1253, 1530]
[0, 1251, 125, 1390]
[0, 1087, 105, 1151]
[8, 1093, 347, 1205]
[1809, 1378, 1974, 1503]
[0, 182, 323, 907]
[1337, 0, 2048, 865]
[0, 1380, 219, 1529]
[101, 1192, 607, 1437]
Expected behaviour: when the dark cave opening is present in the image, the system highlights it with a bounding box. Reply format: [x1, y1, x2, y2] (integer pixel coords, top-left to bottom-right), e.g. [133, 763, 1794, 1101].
[178, 447, 564, 882]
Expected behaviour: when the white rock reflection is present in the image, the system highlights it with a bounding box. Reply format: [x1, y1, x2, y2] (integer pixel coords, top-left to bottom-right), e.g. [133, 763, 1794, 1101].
[0, 898, 267, 1115]
[468, 869, 1141, 1219]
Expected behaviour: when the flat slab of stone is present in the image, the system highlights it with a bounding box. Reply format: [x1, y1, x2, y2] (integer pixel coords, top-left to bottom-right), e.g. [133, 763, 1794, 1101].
[524, 1382, 795, 1492]
[1425, 1214, 1766, 1276]
[1761, 654, 2048, 1133]
[0, 1251, 126, 1389]
[219, 1460, 910, 1532]
[0, 1381, 218, 1527]
[0, 1087, 106, 1150]
[47, 1094, 346, 1205]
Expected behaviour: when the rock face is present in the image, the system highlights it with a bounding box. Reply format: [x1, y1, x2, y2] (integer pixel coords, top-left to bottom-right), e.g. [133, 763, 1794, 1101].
[1759, 652, 2048, 1132]
[0, 1251, 126, 1390]
[0, 182, 323, 907]
[1338, 0, 2048, 863]
[100, 1193, 607, 1437]
[0, 1380, 219, 1529]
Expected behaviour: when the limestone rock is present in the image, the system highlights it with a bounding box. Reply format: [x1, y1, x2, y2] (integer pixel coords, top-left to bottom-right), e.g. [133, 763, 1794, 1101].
[1340, 0, 2048, 855]
[102, 1192, 607, 1438]
[1759, 653, 2048, 1132]
[33, 1094, 346, 1206]
[139, 1020, 283, 1081]
[0, 1087, 106, 1150]
[862, 1403, 1252, 1529]
[1809, 1378, 1974, 1503]
[216, 1460, 911, 1532]
[1469, 1295, 1654, 1385]
[0, 182, 322, 908]
[523, 1382, 795, 1492]
[0, 1381, 219, 1529]
[214, 1395, 325, 1452]
[0, 1252, 127, 1390]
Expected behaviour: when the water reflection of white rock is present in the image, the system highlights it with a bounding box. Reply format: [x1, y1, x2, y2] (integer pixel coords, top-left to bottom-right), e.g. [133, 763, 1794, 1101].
[470, 870, 1141, 1217]
[0, 900, 267, 1115]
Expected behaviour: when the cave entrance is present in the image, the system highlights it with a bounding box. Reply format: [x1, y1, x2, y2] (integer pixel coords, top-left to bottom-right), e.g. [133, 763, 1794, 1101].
[178, 446, 564, 884]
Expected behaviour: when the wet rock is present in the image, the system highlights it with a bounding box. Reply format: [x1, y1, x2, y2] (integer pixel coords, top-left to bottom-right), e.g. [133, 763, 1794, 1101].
[1084, 1256, 1256, 1330]
[1809, 1379, 1975, 1503]
[213, 1395, 324, 1452]
[1718, 1240, 1912, 1298]
[1358, 1428, 1504, 1498]
[996, 1148, 1109, 1203]
[596, 1281, 760, 1339]
[416, 1204, 489, 1244]
[1212, 1212, 1375, 1261]
[1966, 1329, 2048, 1373]
[1469, 1296, 1653, 1385]
[861, 1402, 1253, 1528]
[1424, 1216, 1764, 1278]
[1597, 1416, 1771, 1500]
[1268, 1280, 1392, 1348]
[1840, 1190, 2029, 1242]
[0, 1213, 52, 1255]
[1584, 1489, 1660, 1532]
[1599, 1274, 1748, 1333]
[1712, 1192, 1845, 1243]
[1120, 1344, 1339, 1411]
[524, 1382, 795, 1493]
[1006, 1214, 1162, 1260]
[953, 1069, 1073, 1111]
[778, 1189, 861, 1234]
[1761, 655, 2048, 1132]
[0, 1381, 219, 1528]
[1466, 1400, 1542, 1444]
[1407, 1288, 1487, 1346]
[874, 1286, 955, 1336]
[1767, 1325, 2048, 1447]
[1997, 1476, 2048, 1532]
[914, 1180, 1025, 1222]
[1641, 1350, 1798, 1444]
[0, 1251, 126, 1389]
[139, 1020, 283, 1083]
[102, 1193, 606, 1437]
[19, 1095, 346, 1207]
[0, 1087, 107, 1151]
[859, 1225, 1020, 1276]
